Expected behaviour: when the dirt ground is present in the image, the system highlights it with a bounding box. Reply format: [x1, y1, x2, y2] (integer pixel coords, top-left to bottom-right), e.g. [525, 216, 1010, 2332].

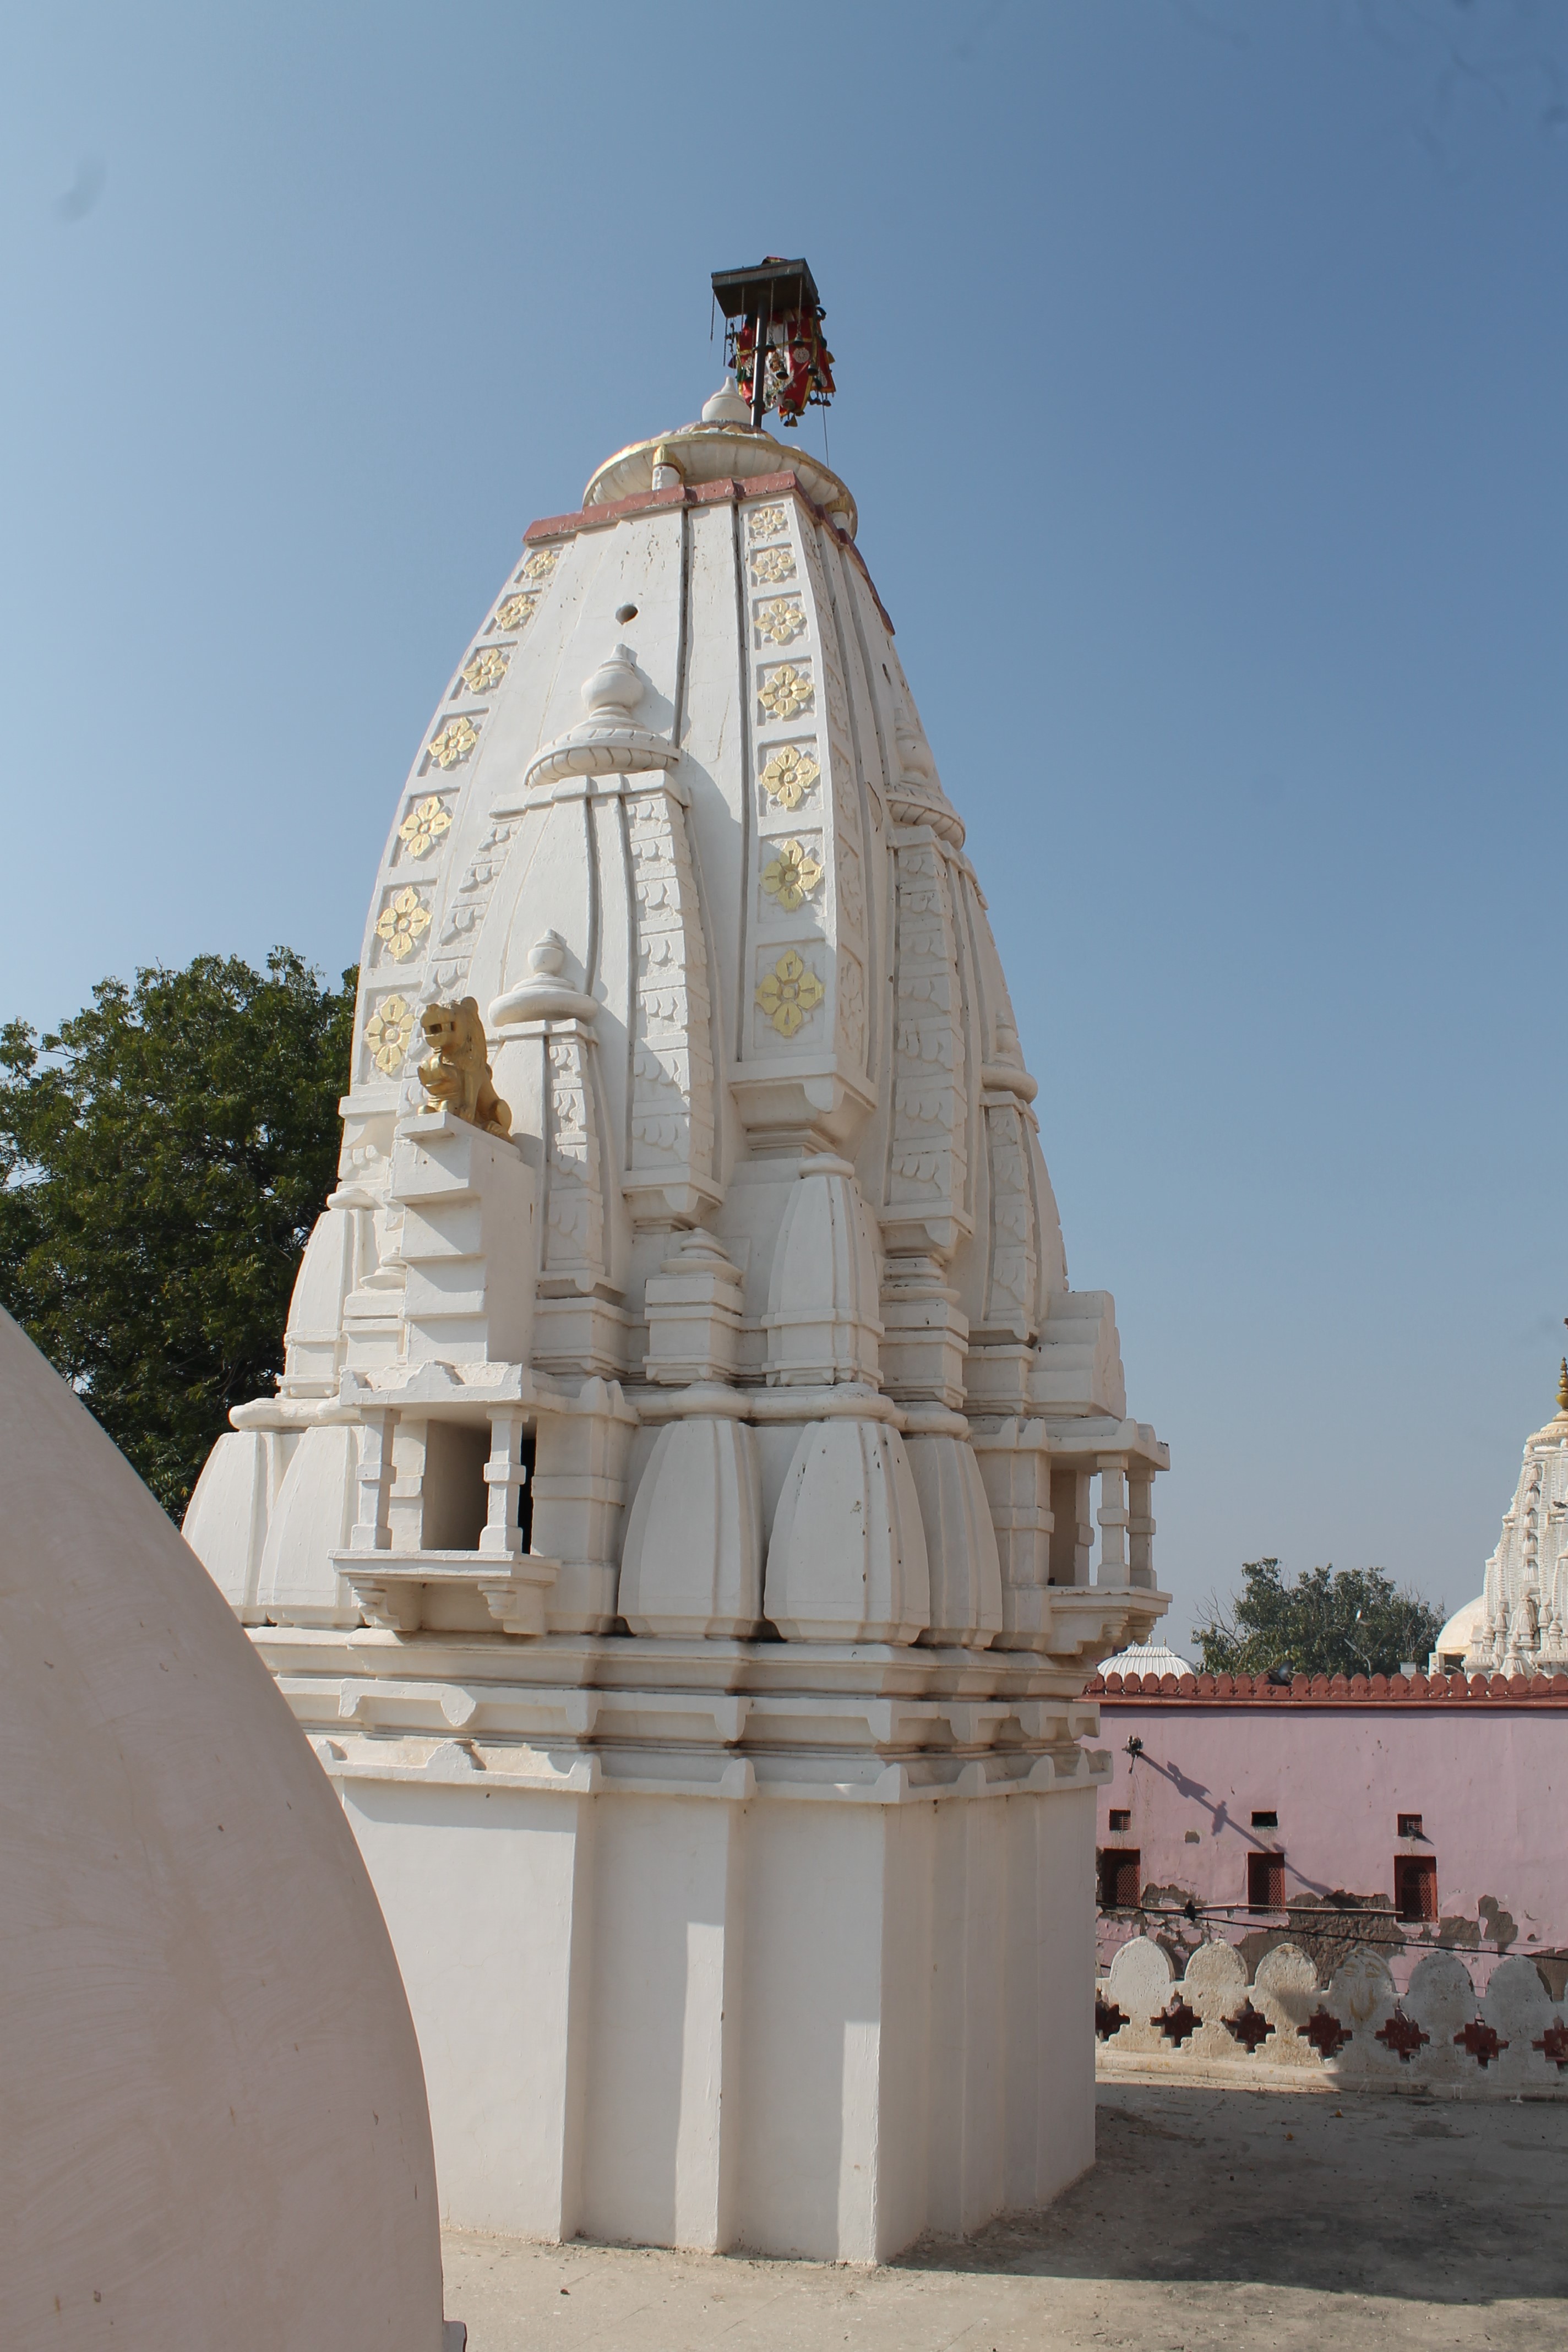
[443, 2078, 1567, 2350]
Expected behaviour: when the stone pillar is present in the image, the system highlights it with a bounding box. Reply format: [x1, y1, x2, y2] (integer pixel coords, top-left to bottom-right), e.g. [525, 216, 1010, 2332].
[350, 1409, 396, 1553]
[1048, 1467, 1093, 1586]
[480, 1407, 530, 1560]
[1128, 1464, 1157, 1592]
[1096, 1453, 1129, 1588]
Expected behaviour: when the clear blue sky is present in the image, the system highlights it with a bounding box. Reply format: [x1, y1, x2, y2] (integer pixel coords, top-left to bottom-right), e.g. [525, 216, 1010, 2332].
[3, 2, 1564, 1643]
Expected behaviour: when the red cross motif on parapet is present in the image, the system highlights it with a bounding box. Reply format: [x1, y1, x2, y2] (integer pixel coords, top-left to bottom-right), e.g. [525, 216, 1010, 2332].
[1453, 2017, 1508, 2068]
[1153, 1999, 1200, 2047]
[1299, 2006, 1352, 2059]
[1532, 2019, 1568, 2070]
[1222, 1999, 1275, 2055]
[1374, 2006, 1430, 2062]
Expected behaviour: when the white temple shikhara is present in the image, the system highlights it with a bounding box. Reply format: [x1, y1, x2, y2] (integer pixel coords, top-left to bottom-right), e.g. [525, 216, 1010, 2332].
[1458, 1361, 1568, 1676]
[186, 275, 1170, 2260]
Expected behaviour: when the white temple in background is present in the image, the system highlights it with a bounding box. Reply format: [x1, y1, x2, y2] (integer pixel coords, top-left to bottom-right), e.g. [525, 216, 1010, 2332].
[1460, 1362, 1568, 1675]
[185, 317, 1169, 2260]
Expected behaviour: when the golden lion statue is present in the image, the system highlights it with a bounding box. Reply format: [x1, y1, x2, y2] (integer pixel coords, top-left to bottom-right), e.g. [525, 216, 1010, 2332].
[417, 998, 511, 1137]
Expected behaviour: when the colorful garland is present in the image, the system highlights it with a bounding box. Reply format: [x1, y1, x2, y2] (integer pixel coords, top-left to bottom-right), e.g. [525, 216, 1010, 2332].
[732, 311, 836, 427]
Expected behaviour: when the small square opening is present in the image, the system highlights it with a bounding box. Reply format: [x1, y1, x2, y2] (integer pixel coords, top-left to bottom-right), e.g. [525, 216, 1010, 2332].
[1397, 1812, 1423, 1839]
[1097, 1849, 1141, 1909]
[1247, 1850, 1286, 1912]
[1395, 1854, 1438, 1922]
[1250, 1810, 1278, 1830]
[1109, 1809, 1131, 1832]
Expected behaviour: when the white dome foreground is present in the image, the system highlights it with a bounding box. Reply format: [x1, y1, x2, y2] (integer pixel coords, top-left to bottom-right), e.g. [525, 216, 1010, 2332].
[186, 388, 1170, 2261]
[1099, 1640, 1196, 1680]
[0, 1310, 447, 2346]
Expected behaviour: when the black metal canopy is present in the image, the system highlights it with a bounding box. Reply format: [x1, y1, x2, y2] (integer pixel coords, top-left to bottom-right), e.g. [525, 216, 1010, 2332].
[710, 255, 821, 324]
[711, 256, 829, 429]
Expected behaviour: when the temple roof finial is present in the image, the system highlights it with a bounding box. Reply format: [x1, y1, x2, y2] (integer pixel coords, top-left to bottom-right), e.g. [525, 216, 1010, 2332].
[1555, 1355, 1567, 1416]
[711, 255, 834, 433]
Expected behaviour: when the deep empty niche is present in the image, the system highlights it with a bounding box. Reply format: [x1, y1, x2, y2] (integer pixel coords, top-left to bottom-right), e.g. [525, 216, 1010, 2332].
[419, 1422, 491, 1551]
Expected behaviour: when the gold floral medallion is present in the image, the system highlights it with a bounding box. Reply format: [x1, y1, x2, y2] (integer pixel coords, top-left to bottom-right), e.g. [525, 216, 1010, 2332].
[750, 545, 796, 585]
[519, 547, 558, 582]
[758, 662, 814, 721]
[756, 949, 825, 1038]
[398, 794, 452, 857]
[748, 503, 789, 540]
[493, 591, 538, 632]
[375, 886, 431, 961]
[761, 838, 824, 914]
[461, 646, 510, 693]
[755, 597, 806, 647]
[761, 745, 820, 810]
[364, 994, 415, 1076]
[427, 716, 478, 770]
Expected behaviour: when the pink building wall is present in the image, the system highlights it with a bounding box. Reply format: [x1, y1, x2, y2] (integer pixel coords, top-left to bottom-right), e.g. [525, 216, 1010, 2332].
[1090, 1669, 1568, 1990]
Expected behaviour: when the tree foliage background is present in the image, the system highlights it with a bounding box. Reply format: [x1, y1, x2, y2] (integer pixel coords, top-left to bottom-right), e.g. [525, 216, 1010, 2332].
[0, 951, 355, 1517]
[1192, 1558, 1445, 1679]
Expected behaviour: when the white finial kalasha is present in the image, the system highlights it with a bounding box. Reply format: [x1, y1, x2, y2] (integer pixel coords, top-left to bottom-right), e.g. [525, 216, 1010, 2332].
[700, 374, 750, 424]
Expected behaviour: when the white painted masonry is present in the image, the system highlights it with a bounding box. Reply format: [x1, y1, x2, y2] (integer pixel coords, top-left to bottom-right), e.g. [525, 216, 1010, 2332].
[185, 387, 1170, 2261]
[0, 1308, 449, 2348]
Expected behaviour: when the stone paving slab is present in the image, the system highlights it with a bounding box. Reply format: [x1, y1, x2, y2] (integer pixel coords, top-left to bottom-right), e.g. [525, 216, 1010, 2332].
[444, 2080, 1568, 2350]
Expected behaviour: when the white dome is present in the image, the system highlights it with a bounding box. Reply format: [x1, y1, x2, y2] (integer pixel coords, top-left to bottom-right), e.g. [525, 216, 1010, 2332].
[1431, 1592, 1485, 1669]
[0, 1309, 447, 2346]
[1099, 1640, 1195, 1679]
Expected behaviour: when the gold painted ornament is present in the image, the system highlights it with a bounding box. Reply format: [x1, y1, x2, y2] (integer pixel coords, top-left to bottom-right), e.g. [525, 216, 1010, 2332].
[758, 663, 814, 721]
[493, 591, 539, 632]
[761, 745, 820, 810]
[399, 795, 452, 857]
[364, 994, 415, 1076]
[750, 545, 796, 585]
[461, 646, 510, 693]
[519, 548, 558, 582]
[427, 716, 478, 770]
[761, 838, 824, 913]
[756, 948, 825, 1038]
[755, 597, 806, 646]
[748, 503, 789, 540]
[375, 886, 432, 961]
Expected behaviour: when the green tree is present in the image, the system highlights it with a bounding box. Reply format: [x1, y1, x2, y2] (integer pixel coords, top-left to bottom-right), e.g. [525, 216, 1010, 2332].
[1192, 1558, 1445, 1679]
[0, 950, 356, 1518]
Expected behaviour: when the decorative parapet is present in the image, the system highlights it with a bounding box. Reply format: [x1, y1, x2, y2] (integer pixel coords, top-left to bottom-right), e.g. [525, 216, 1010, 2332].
[1091, 1668, 1568, 1703]
[1097, 1934, 1568, 2096]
